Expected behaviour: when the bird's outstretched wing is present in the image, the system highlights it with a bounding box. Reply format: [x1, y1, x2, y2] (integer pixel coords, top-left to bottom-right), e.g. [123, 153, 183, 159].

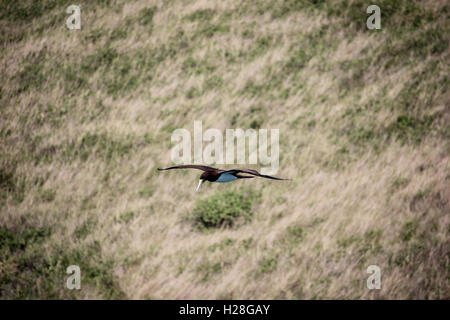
[157, 165, 219, 172]
[223, 169, 290, 180]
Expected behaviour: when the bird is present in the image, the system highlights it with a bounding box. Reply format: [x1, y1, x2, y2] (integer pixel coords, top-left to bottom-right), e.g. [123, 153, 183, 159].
[157, 165, 290, 192]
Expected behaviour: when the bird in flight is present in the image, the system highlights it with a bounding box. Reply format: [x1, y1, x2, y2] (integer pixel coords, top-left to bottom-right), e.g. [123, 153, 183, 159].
[157, 165, 290, 192]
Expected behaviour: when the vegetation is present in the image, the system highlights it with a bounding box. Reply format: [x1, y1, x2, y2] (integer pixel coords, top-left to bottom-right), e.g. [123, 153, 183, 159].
[192, 189, 259, 230]
[0, 0, 448, 299]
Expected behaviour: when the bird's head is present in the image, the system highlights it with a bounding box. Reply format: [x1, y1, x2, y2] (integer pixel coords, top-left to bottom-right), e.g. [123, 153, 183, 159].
[196, 171, 212, 192]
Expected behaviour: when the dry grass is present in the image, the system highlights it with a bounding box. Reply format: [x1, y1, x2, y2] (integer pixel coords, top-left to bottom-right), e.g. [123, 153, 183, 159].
[0, 0, 449, 299]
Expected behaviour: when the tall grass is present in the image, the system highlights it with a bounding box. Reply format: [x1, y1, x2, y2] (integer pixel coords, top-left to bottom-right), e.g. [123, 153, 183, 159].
[0, 0, 448, 299]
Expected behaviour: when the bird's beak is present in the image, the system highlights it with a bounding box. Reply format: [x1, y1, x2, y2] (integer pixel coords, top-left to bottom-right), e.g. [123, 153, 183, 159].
[196, 179, 204, 192]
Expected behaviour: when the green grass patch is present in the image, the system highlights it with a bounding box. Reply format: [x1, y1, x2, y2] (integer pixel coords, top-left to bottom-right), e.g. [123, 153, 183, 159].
[0, 165, 25, 204]
[386, 115, 436, 144]
[248, 36, 273, 59]
[259, 257, 277, 273]
[400, 221, 419, 242]
[139, 185, 155, 198]
[38, 188, 56, 202]
[391, 177, 410, 191]
[203, 75, 223, 91]
[15, 64, 45, 94]
[286, 225, 305, 243]
[74, 219, 96, 239]
[63, 132, 134, 163]
[192, 189, 260, 230]
[184, 9, 216, 22]
[194, 23, 230, 39]
[208, 238, 236, 252]
[196, 260, 222, 282]
[0, 220, 124, 299]
[80, 47, 118, 74]
[138, 7, 157, 26]
[336, 230, 383, 266]
[119, 211, 136, 224]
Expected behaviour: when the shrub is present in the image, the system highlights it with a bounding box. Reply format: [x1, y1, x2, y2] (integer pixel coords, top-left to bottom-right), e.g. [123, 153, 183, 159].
[192, 189, 259, 230]
[138, 7, 157, 26]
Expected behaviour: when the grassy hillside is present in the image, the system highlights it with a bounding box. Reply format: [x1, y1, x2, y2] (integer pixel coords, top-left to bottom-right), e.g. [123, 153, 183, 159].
[0, 0, 449, 299]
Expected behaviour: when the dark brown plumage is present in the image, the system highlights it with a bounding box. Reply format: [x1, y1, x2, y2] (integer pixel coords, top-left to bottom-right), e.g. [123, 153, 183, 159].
[157, 165, 290, 191]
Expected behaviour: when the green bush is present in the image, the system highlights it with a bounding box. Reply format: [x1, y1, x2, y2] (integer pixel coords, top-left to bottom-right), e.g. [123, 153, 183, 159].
[192, 189, 259, 230]
[138, 7, 157, 26]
